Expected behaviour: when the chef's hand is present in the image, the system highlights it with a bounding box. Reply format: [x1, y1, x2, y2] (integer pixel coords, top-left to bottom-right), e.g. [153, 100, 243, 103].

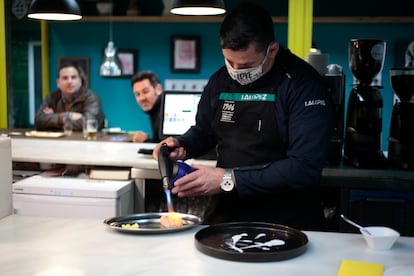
[152, 137, 186, 161]
[172, 164, 225, 197]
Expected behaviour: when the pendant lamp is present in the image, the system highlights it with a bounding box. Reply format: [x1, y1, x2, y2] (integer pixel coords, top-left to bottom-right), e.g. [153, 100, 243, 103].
[100, 41, 122, 77]
[27, 0, 82, 21]
[170, 0, 226, 16]
[99, 2, 122, 77]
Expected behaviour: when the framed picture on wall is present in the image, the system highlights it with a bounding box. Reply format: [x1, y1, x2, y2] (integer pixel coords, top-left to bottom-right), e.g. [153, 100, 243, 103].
[58, 56, 90, 86]
[117, 48, 138, 78]
[171, 35, 200, 73]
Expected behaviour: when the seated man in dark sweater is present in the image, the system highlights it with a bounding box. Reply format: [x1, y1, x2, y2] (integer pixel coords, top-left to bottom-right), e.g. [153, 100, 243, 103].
[131, 70, 163, 143]
[131, 71, 209, 216]
[131, 71, 165, 212]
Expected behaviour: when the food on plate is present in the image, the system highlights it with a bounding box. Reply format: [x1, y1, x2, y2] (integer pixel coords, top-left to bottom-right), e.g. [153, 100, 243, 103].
[160, 213, 183, 228]
[121, 223, 139, 229]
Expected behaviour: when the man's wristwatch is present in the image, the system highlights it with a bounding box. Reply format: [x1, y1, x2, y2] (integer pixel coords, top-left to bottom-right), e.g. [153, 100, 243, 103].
[220, 169, 234, 192]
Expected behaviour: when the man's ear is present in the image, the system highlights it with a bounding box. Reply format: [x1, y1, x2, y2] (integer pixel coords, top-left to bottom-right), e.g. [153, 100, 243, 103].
[268, 42, 279, 59]
[155, 83, 163, 95]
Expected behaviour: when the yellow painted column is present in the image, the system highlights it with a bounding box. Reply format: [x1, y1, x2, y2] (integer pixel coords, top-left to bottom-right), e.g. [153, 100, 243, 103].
[288, 0, 313, 60]
[41, 21, 50, 98]
[0, 1, 8, 127]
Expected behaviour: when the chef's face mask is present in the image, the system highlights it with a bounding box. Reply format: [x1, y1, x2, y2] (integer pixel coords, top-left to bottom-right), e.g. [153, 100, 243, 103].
[225, 46, 270, 85]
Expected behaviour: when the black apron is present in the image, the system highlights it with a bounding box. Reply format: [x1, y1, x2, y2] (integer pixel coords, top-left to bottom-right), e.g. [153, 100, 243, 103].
[213, 83, 284, 168]
[203, 74, 324, 230]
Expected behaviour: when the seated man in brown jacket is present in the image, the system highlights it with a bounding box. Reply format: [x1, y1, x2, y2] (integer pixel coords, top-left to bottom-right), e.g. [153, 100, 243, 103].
[35, 62, 105, 131]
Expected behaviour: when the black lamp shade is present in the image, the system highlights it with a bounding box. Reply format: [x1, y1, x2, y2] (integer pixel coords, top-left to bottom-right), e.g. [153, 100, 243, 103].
[171, 0, 226, 15]
[28, 0, 82, 20]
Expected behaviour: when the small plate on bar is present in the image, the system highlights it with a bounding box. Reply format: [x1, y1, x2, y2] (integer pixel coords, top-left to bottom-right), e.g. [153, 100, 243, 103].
[25, 131, 65, 138]
[104, 212, 202, 234]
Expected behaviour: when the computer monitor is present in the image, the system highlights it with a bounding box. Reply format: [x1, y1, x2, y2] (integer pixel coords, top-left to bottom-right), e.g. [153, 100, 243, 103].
[159, 90, 202, 138]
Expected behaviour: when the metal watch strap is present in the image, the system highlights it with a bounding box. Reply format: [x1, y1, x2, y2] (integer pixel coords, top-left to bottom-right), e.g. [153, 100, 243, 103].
[221, 169, 234, 192]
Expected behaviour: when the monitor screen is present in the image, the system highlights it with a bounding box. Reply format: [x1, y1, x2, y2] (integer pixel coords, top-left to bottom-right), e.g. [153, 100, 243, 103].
[160, 90, 202, 137]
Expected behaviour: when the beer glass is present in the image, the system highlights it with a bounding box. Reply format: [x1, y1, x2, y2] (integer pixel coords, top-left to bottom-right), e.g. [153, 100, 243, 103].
[85, 119, 98, 140]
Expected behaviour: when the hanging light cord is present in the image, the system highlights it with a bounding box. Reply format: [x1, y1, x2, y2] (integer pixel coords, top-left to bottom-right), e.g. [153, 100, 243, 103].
[109, 0, 113, 42]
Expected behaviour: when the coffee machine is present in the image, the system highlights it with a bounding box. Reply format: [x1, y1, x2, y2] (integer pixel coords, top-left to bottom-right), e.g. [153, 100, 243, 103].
[388, 67, 414, 169]
[344, 39, 387, 168]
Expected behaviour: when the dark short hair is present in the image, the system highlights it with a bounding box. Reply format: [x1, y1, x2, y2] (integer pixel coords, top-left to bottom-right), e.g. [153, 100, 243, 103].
[57, 62, 87, 86]
[131, 71, 161, 88]
[219, 2, 274, 53]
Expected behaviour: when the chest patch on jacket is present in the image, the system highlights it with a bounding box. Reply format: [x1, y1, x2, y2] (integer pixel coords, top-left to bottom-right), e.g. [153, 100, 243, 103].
[219, 92, 275, 123]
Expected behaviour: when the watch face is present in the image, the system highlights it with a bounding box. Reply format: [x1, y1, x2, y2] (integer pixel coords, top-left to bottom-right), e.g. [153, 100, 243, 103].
[221, 180, 234, 192]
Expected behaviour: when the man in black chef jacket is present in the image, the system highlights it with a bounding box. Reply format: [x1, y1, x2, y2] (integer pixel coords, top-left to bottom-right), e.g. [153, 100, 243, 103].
[153, 2, 333, 230]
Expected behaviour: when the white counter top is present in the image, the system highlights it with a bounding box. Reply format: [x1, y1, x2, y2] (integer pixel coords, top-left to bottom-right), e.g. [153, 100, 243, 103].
[12, 138, 216, 171]
[11, 138, 217, 213]
[12, 138, 158, 168]
[0, 215, 413, 275]
[13, 137, 414, 183]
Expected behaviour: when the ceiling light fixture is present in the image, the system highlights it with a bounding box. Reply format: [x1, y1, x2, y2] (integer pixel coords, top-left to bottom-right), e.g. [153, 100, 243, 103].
[99, 1, 122, 77]
[170, 0, 226, 16]
[27, 0, 82, 21]
[100, 41, 122, 77]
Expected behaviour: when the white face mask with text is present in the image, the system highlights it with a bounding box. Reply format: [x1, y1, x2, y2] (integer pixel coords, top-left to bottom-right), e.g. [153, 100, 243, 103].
[225, 46, 270, 85]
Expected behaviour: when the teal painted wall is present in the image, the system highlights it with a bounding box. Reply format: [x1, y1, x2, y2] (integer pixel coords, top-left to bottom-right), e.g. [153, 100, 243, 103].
[48, 21, 287, 136]
[48, 21, 414, 150]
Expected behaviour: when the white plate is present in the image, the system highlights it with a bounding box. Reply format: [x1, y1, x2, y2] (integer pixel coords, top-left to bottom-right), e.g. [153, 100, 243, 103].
[25, 131, 65, 138]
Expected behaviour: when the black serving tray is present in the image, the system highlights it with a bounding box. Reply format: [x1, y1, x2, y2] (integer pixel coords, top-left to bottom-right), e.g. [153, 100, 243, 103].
[194, 222, 308, 262]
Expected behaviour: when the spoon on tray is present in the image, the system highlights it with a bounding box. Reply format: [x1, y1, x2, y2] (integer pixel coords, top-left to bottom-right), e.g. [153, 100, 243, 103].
[340, 214, 372, 235]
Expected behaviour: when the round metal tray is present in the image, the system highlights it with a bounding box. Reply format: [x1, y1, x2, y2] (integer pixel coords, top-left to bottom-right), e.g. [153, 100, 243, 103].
[194, 222, 308, 262]
[104, 212, 202, 234]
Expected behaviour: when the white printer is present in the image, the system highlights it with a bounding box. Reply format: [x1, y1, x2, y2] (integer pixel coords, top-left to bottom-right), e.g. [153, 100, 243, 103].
[13, 175, 133, 219]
